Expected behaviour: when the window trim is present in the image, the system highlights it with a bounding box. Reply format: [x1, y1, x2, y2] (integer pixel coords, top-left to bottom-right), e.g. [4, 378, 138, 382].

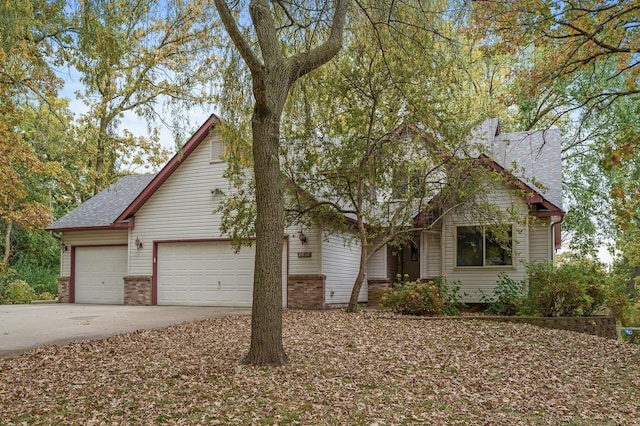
[455, 224, 515, 269]
[209, 138, 224, 164]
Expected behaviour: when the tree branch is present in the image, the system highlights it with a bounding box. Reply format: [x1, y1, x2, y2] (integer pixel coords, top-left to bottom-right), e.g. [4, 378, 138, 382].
[214, 0, 264, 75]
[287, 0, 350, 82]
[250, 0, 285, 66]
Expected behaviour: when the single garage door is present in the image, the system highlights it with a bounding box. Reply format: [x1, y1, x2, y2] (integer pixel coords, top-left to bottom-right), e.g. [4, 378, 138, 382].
[75, 246, 127, 304]
[157, 241, 287, 307]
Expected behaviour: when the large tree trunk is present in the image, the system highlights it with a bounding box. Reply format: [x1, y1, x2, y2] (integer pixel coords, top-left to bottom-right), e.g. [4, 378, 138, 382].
[215, 0, 348, 366]
[242, 97, 288, 366]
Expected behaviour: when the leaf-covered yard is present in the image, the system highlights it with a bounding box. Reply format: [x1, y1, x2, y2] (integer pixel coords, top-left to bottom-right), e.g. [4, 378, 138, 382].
[1, 310, 638, 425]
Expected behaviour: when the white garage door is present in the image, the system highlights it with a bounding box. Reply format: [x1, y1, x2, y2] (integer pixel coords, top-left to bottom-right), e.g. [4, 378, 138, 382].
[75, 246, 127, 304]
[157, 241, 287, 307]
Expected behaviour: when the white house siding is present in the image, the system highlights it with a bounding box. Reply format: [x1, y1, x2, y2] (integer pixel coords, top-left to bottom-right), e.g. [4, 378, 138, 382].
[529, 218, 551, 264]
[60, 230, 129, 277]
[128, 133, 236, 275]
[285, 225, 321, 275]
[441, 184, 529, 303]
[366, 237, 387, 279]
[421, 231, 442, 278]
[321, 230, 366, 305]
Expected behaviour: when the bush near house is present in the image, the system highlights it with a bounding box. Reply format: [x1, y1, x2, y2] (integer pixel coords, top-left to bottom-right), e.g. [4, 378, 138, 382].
[482, 259, 633, 325]
[381, 275, 466, 316]
[481, 272, 526, 316]
[0, 227, 59, 304]
[522, 261, 611, 317]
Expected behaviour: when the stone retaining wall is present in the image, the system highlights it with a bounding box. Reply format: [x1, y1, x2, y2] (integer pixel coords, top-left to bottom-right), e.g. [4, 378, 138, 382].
[482, 315, 617, 339]
[425, 315, 617, 339]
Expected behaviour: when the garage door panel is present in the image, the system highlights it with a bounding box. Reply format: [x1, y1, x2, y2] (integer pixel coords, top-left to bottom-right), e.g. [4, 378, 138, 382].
[157, 241, 286, 307]
[75, 246, 127, 304]
[157, 242, 254, 307]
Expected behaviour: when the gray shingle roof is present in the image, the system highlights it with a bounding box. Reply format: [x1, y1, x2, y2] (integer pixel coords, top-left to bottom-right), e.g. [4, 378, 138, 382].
[473, 119, 563, 209]
[47, 174, 156, 230]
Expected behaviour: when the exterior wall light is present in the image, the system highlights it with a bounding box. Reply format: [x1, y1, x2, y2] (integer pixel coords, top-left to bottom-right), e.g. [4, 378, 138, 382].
[135, 236, 143, 249]
[298, 230, 308, 245]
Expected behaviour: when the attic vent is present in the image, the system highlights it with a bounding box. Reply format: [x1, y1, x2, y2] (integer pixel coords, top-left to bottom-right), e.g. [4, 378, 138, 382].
[210, 138, 224, 163]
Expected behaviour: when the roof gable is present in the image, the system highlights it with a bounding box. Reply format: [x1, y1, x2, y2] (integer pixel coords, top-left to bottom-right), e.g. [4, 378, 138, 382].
[415, 155, 564, 227]
[114, 113, 220, 223]
[46, 174, 156, 231]
[46, 113, 220, 232]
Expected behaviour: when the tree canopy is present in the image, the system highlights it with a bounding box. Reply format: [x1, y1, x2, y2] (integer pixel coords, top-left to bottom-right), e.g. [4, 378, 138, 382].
[472, 0, 640, 293]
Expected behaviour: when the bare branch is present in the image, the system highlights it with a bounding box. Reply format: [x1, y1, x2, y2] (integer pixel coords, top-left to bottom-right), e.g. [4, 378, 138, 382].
[214, 0, 264, 75]
[288, 0, 350, 81]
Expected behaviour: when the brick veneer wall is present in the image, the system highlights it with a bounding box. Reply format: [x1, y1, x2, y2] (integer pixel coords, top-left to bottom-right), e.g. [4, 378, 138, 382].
[124, 275, 153, 305]
[58, 277, 70, 303]
[288, 274, 325, 309]
[367, 278, 390, 308]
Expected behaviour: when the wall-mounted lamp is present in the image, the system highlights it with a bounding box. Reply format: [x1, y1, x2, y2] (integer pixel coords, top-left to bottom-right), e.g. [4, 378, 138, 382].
[135, 236, 143, 249]
[298, 230, 308, 245]
[61, 242, 68, 252]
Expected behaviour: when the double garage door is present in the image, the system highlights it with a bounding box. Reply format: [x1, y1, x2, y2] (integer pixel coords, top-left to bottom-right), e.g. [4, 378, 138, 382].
[156, 241, 287, 307]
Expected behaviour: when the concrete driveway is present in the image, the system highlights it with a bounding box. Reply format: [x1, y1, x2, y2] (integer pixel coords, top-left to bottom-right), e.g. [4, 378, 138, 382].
[0, 303, 251, 359]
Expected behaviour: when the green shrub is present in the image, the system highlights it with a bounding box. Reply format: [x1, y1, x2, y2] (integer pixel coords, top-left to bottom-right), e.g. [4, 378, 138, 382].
[481, 272, 525, 316]
[523, 260, 611, 317]
[35, 291, 56, 301]
[607, 291, 631, 326]
[11, 257, 58, 296]
[382, 276, 465, 316]
[432, 276, 466, 315]
[2, 280, 37, 304]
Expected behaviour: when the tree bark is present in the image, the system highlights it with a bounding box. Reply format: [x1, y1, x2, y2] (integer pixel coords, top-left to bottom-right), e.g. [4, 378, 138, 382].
[3, 221, 12, 264]
[346, 222, 368, 313]
[215, 0, 349, 366]
[242, 105, 289, 366]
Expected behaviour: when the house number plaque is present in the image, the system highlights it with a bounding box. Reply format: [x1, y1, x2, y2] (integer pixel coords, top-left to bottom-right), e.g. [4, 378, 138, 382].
[297, 252, 312, 258]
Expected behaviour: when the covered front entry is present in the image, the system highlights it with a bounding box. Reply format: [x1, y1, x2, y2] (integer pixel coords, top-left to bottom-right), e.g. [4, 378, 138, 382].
[155, 241, 287, 307]
[74, 246, 127, 304]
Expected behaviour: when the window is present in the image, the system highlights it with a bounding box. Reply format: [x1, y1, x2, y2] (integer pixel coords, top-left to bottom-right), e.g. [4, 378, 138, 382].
[210, 139, 223, 163]
[456, 225, 513, 267]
